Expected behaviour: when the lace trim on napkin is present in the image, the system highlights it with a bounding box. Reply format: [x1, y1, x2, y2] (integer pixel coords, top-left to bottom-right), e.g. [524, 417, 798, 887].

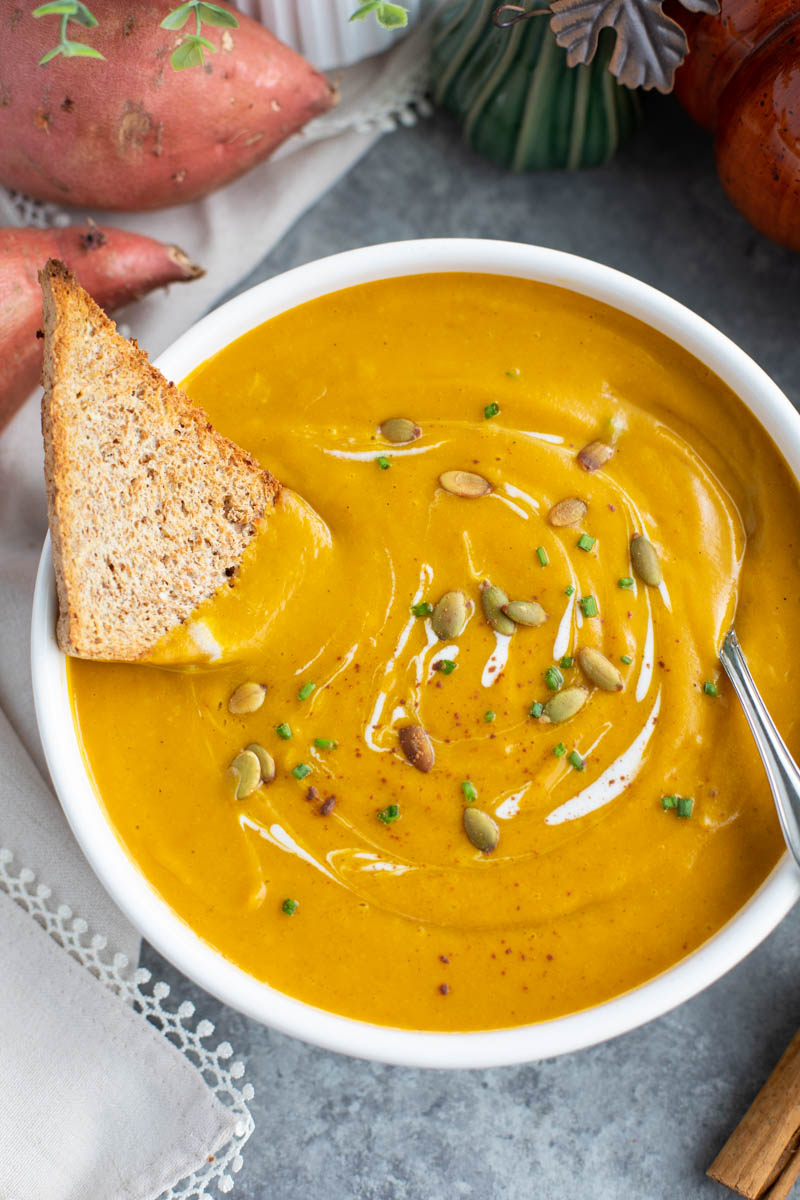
[0, 847, 254, 1199]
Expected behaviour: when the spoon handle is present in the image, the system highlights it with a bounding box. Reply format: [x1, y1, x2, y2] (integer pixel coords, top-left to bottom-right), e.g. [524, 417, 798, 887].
[720, 629, 800, 871]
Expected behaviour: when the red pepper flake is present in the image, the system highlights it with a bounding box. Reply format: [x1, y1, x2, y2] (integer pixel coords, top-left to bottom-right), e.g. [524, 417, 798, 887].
[439, 955, 450, 964]
[546, 954, 554, 961]
[439, 983, 451, 995]
[305, 786, 320, 803]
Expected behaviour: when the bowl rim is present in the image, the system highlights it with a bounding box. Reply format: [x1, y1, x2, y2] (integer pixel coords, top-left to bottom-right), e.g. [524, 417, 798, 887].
[31, 237, 800, 1069]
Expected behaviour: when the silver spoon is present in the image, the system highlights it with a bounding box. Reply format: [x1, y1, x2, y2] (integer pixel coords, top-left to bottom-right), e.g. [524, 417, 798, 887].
[720, 629, 800, 870]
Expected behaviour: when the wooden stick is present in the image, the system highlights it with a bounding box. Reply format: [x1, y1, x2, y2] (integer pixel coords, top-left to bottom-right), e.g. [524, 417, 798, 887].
[708, 1028, 800, 1198]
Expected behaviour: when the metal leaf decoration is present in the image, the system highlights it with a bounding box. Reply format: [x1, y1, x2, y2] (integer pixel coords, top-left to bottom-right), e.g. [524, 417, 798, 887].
[548, 0, 720, 93]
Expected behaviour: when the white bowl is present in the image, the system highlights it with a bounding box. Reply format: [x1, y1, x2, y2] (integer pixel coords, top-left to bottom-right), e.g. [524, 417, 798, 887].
[31, 239, 800, 1069]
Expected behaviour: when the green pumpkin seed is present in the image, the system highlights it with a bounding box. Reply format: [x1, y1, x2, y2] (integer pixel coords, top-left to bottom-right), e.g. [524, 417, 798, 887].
[245, 743, 276, 783]
[630, 534, 661, 586]
[543, 687, 588, 724]
[431, 590, 471, 640]
[480, 582, 516, 635]
[439, 470, 492, 498]
[502, 600, 547, 627]
[228, 681, 266, 715]
[380, 417, 421, 444]
[577, 647, 623, 692]
[548, 497, 587, 527]
[230, 750, 261, 799]
[398, 724, 435, 773]
[463, 807, 499, 853]
[577, 441, 614, 472]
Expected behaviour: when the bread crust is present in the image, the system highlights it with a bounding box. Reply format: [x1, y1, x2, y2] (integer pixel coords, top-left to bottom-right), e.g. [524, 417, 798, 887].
[40, 259, 279, 661]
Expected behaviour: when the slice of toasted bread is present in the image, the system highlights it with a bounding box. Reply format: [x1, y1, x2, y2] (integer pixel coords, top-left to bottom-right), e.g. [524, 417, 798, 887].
[40, 259, 279, 661]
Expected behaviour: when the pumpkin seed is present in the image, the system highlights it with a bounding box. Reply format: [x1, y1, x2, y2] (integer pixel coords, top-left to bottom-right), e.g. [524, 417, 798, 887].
[481, 582, 516, 635]
[577, 647, 623, 692]
[502, 600, 547, 627]
[245, 742, 276, 783]
[463, 807, 499, 853]
[548, 497, 587, 527]
[577, 441, 614, 472]
[432, 590, 471, 641]
[398, 724, 435, 773]
[630, 534, 661, 586]
[380, 417, 421, 444]
[230, 750, 261, 800]
[228, 681, 266, 715]
[439, 470, 492, 498]
[543, 687, 588, 724]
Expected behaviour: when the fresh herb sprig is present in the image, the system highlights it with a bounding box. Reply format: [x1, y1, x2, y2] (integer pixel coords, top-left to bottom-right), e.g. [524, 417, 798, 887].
[349, 1, 409, 30]
[34, 1, 105, 64]
[161, 1, 239, 71]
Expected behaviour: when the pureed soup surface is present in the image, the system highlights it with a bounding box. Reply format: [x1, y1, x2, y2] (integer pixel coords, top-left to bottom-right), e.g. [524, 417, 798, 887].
[69, 274, 800, 1032]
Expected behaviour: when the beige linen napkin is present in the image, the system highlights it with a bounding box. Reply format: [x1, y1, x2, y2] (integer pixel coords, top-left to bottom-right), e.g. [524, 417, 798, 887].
[0, 19, 432, 1198]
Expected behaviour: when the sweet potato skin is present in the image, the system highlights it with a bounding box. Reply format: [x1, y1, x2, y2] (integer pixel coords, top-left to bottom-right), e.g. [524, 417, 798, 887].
[0, 225, 203, 431]
[0, 1, 335, 210]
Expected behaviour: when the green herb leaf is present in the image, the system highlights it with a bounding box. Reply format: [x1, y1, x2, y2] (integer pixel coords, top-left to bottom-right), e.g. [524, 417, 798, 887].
[484, 711, 496, 723]
[281, 897, 298, 916]
[71, 1, 99, 26]
[568, 749, 585, 771]
[703, 680, 718, 697]
[677, 796, 694, 818]
[411, 601, 432, 618]
[461, 780, 477, 803]
[197, 2, 239, 26]
[536, 546, 549, 567]
[292, 763, 312, 780]
[33, 2, 79, 16]
[560, 656, 574, 669]
[545, 666, 563, 691]
[350, 1, 408, 28]
[376, 455, 391, 470]
[313, 737, 337, 750]
[378, 803, 400, 824]
[529, 701, 544, 719]
[161, 3, 195, 30]
[170, 37, 206, 68]
[579, 595, 598, 618]
[434, 659, 457, 675]
[577, 533, 596, 552]
[484, 402, 500, 420]
[564, 585, 575, 596]
[621, 654, 633, 665]
[61, 39, 104, 56]
[661, 795, 677, 809]
[618, 577, 634, 589]
[39, 45, 64, 63]
[505, 368, 520, 378]
[298, 681, 316, 701]
[275, 722, 292, 740]
[553, 743, 566, 758]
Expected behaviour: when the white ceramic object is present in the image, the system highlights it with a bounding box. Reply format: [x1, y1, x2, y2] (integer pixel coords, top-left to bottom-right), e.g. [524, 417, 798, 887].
[239, 0, 424, 70]
[31, 240, 800, 1069]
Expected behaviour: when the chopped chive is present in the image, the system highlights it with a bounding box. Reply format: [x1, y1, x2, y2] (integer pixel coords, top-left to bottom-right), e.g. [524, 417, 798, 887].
[298, 681, 316, 701]
[564, 585, 575, 596]
[577, 533, 596, 552]
[703, 681, 718, 696]
[536, 546, 549, 567]
[621, 654, 633, 665]
[434, 659, 457, 675]
[378, 803, 400, 824]
[461, 780, 478, 803]
[484, 402, 500, 419]
[553, 743, 566, 758]
[529, 701, 544, 719]
[275, 722, 292, 740]
[506, 368, 520, 378]
[376, 455, 391, 470]
[560, 655, 574, 669]
[545, 666, 563, 691]
[411, 601, 433, 618]
[579, 595, 598, 618]
[661, 795, 677, 809]
[568, 750, 585, 771]
[292, 763, 312, 780]
[281, 898, 298, 916]
[484, 710, 496, 723]
[314, 737, 337, 750]
[677, 796, 694, 818]
[618, 577, 634, 589]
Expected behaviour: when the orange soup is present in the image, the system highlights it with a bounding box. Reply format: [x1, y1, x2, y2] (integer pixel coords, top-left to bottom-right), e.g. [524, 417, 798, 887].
[68, 274, 799, 1031]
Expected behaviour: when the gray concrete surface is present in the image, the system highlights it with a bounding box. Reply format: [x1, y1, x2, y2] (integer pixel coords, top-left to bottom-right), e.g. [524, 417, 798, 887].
[141, 95, 800, 1199]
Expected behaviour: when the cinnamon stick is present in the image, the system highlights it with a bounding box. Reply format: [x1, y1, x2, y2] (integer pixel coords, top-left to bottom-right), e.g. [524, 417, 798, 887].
[708, 1027, 800, 1198]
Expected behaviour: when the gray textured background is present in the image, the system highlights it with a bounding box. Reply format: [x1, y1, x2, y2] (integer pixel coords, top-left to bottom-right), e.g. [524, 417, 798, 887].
[142, 95, 800, 1199]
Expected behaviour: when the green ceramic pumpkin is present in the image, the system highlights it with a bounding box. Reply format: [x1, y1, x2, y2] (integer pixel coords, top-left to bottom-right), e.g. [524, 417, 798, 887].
[431, 0, 641, 170]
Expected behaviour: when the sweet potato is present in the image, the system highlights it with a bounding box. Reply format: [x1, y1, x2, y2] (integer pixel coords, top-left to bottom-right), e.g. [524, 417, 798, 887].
[0, 224, 203, 430]
[0, 1, 335, 211]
